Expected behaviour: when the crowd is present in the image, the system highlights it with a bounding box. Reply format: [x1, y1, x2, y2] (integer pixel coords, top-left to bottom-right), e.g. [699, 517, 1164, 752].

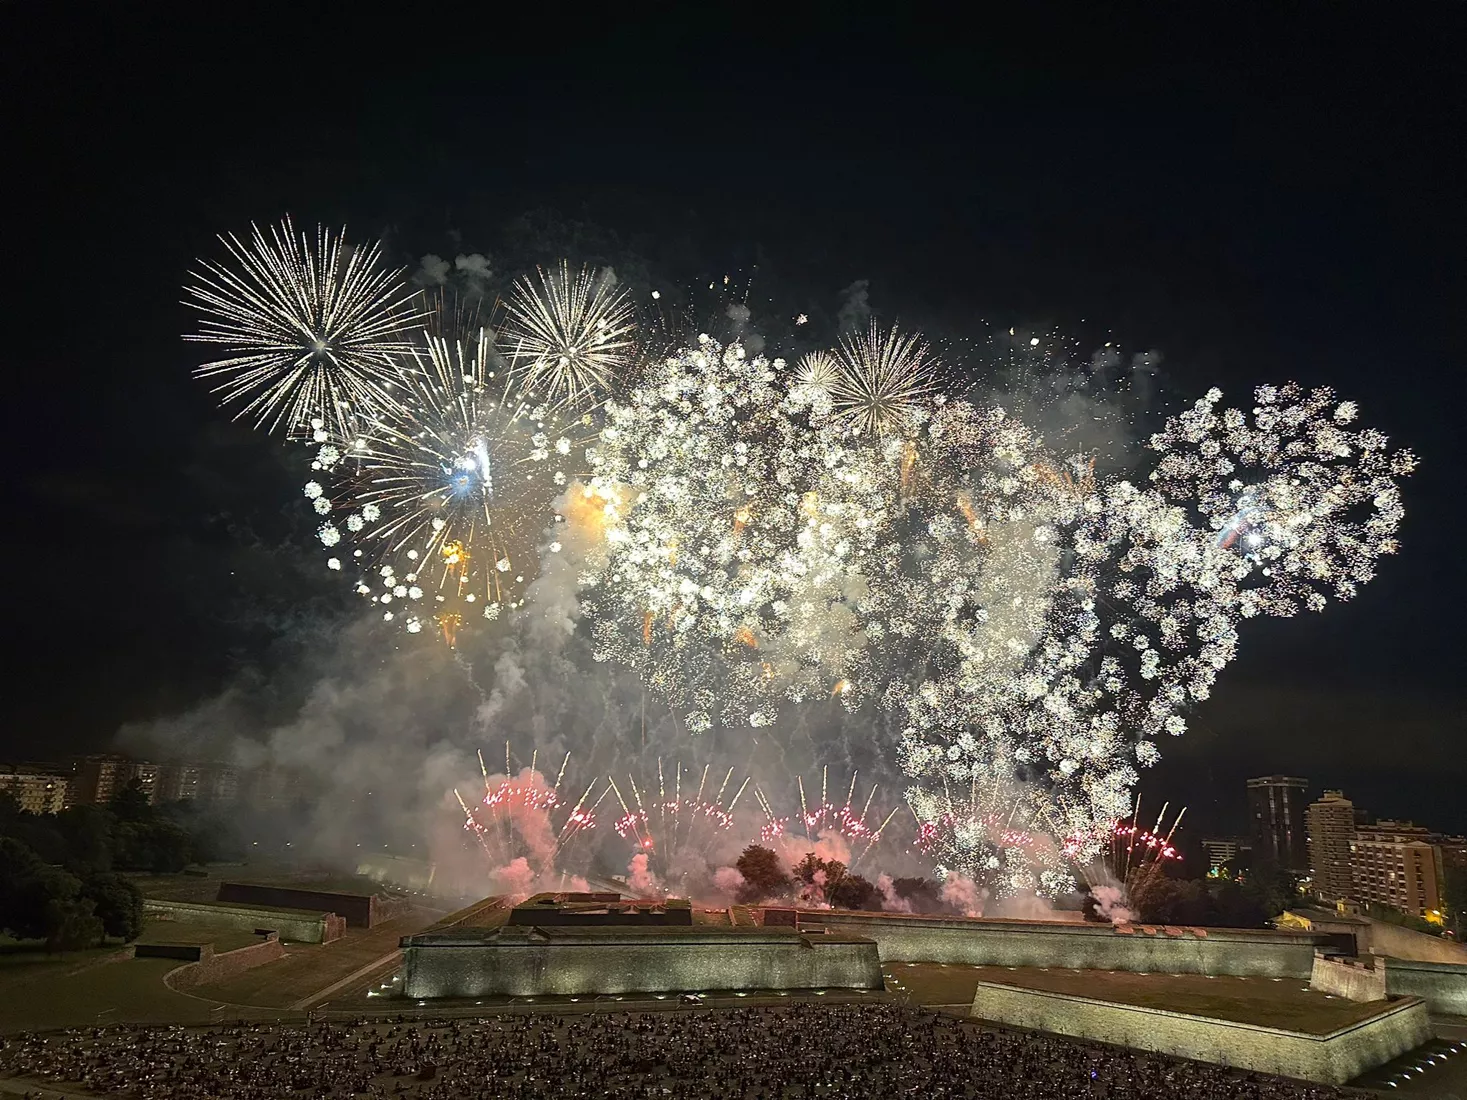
[0, 1003, 1367, 1099]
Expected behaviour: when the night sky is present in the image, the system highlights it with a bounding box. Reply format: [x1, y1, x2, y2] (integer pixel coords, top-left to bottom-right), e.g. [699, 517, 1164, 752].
[5, 5, 1463, 838]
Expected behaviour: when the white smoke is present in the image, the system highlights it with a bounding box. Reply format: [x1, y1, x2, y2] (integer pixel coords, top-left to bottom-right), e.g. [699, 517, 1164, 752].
[1089, 883, 1134, 925]
[939, 871, 986, 917]
[876, 873, 913, 913]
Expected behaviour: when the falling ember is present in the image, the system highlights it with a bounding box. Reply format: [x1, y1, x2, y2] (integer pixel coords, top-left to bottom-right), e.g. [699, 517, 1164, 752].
[441, 540, 468, 568]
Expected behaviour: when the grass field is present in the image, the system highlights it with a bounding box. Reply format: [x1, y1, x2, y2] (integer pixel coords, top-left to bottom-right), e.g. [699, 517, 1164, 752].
[0, 951, 249, 1034]
[133, 922, 264, 954]
[886, 962, 1393, 1034]
[0, 907, 440, 1033]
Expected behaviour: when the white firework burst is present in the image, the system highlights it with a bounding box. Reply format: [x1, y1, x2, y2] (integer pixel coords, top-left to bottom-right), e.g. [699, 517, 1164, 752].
[831, 321, 941, 437]
[792, 349, 841, 393]
[309, 299, 590, 642]
[502, 262, 636, 410]
[184, 217, 426, 440]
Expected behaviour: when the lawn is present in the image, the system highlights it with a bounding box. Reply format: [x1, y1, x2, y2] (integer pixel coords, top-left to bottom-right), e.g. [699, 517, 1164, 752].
[887, 962, 1396, 1034]
[0, 950, 277, 1035]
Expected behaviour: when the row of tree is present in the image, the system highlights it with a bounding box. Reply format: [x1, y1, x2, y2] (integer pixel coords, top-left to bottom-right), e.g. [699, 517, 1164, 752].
[0, 778, 237, 951]
[733, 846, 953, 913]
[732, 843, 1306, 927]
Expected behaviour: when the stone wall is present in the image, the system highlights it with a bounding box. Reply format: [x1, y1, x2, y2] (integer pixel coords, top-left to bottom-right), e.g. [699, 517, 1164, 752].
[968, 981, 1431, 1085]
[1365, 920, 1467, 965]
[217, 883, 379, 927]
[1385, 957, 1467, 1016]
[134, 942, 204, 961]
[400, 926, 882, 999]
[165, 935, 286, 991]
[1298, 910, 1467, 965]
[1309, 952, 1387, 1001]
[144, 899, 343, 944]
[806, 912, 1329, 978]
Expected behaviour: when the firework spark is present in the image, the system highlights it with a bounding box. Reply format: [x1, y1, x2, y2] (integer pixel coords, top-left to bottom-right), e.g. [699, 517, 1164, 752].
[503, 261, 636, 410]
[307, 297, 591, 639]
[607, 760, 749, 881]
[184, 217, 426, 440]
[829, 321, 941, 437]
[756, 767, 896, 868]
[456, 746, 603, 875]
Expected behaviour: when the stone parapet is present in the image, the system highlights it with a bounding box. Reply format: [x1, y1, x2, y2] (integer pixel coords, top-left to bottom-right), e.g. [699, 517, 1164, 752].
[806, 911, 1330, 978]
[968, 980, 1430, 1085]
[400, 925, 882, 999]
[1310, 951, 1387, 1001]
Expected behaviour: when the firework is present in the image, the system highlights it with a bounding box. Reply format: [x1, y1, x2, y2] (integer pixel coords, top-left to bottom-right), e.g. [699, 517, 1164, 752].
[306, 297, 592, 640]
[790, 350, 841, 401]
[906, 771, 1099, 897]
[581, 335, 875, 731]
[754, 767, 898, 868]
[1147, 383, 1415, 615]
[829, 321, 941, 437]
[183, 217, 1418, 906]
[456, 745, 603, 875]
[184, 217, 426, 440]
[607, 760, 749, 881]
[502, 261, 636, 410]
[1107, 797, 1184, 891]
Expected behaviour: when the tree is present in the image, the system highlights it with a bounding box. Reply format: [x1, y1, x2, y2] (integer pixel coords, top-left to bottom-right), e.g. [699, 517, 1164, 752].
[0, 837, 88, 945]
[735, 845, 792, 902]
[44, 896, 103, 953]
[107, 778, 153, 825]
[55, 804, 114, 875]
[82, 873, 143, 943]
[830, 873, 878, 911]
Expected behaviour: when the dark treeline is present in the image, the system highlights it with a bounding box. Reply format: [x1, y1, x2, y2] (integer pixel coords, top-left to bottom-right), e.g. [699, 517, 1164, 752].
[0, 779, 245, 951]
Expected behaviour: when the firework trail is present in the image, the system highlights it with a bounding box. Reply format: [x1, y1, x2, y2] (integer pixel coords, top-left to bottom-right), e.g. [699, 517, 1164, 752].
[607, 760, 750, 883]
[185, 217, 426, 440]
[754, 767, 898, 870]
[455, 744, 604, 877]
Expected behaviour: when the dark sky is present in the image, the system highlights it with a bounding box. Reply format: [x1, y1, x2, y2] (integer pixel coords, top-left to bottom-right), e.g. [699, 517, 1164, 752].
[4, 5, 1463, 836]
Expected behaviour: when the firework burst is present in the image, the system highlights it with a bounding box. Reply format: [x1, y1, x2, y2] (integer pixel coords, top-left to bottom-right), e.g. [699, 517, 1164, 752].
[184, 217, 426, 440]
[790, 349, 841, 402]
[581, 335, 873, 731]
[503, 261, 636, 410]
[306, 298, 593, 642]
[829, 321, 942, 437]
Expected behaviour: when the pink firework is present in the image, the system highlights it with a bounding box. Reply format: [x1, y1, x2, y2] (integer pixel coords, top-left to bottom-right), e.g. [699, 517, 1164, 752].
[454, 745, 603, 874]
[607, 761, 748, 878]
